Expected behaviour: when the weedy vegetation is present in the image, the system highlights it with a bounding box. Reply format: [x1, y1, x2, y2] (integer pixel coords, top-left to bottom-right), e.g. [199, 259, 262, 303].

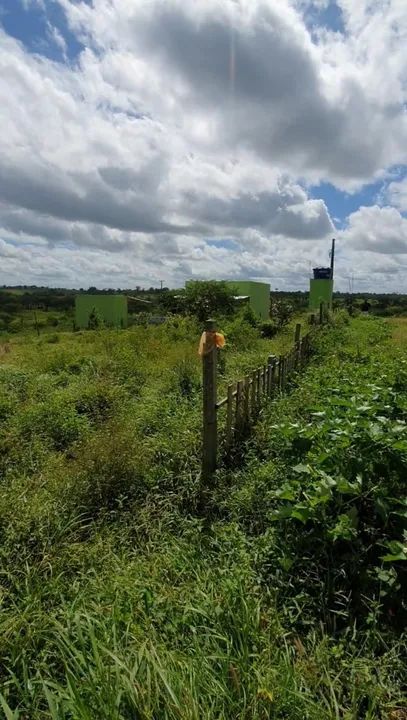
[0, 310, 405, 719]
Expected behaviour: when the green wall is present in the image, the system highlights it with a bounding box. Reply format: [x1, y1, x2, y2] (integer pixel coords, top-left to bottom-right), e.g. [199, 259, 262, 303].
[226, 281, 270, 321]
[75, 295, 128, 329]
[309, 279, 333, 310]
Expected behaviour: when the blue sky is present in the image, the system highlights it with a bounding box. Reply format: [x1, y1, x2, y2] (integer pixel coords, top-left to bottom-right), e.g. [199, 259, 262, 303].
[306, 0, 345, 34]
[0, 0, 406, 290]
[0, 0, 83, 62]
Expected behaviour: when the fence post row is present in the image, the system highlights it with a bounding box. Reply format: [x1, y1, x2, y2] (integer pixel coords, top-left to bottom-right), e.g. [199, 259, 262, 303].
[295, 323, 301, 367]
[202, 319, 218, 480]
[319, 301, 324, 325]
[202, 314, 319, 478]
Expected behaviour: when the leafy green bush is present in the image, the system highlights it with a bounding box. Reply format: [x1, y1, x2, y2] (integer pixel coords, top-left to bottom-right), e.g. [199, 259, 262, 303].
[184, 280, 237, 322]
[241, 304, 259, 327]
[226, 325, 407, 632]
[223, 316, 260, 351]
[271, 298, 294, 327]
[259, 320, 278, 338]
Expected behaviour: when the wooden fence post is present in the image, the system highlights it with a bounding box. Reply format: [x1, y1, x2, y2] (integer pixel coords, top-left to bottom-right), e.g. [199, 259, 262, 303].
[202, 319, 218, 479]
[267, 355, 274, 395]
[244, 376, 250, 428]
[295, 323, 301, 367]
[256, 368, 261, 406]
[235, 380, 244, 434]
[278, 354, 284, 391]
[319, 301, 324, 325]
[250, 370, 256, 417]
[226, 384, 234, 449]
[310, 314, 315, 326]
[269, 355, 277, 394]
[33, 311, 40, 337]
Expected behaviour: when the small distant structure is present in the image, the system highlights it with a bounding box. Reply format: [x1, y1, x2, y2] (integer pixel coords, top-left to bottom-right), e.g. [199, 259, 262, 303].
[309, 239, 335, 310]
[75, 294, 128, 329]
[225, 280, 270, 321]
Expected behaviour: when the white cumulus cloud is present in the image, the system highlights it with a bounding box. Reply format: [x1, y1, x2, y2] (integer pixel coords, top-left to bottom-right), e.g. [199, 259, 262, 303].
[0, 0, 406, 290]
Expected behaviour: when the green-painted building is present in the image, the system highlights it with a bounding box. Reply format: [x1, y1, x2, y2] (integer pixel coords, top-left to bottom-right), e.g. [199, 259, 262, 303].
[226, 281, 270, 321]
[75, 295, 128, 329]
[309, 279, 333, 311]
[309, 240, 335, 310]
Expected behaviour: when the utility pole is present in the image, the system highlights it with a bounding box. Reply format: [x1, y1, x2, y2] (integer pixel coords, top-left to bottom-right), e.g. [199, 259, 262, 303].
[330, 238, 336, 280]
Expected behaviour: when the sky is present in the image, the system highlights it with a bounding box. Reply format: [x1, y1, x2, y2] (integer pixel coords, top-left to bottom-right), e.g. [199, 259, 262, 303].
[0, 0, 406, 292]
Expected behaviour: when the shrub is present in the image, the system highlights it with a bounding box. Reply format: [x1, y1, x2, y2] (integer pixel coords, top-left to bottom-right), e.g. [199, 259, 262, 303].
[223, 317, 260, 351]
[184, 281, 236, 322]
[241, 305, 259, 328]
[259, 320, 278, 338]
[270, 298, 294, 327]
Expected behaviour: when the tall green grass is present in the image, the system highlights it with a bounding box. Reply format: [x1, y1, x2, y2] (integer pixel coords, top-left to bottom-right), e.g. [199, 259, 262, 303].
[0, 314, 405, 718]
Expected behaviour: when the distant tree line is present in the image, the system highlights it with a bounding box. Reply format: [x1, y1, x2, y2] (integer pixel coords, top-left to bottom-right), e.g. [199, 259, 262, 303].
[1, 285, 406, 334]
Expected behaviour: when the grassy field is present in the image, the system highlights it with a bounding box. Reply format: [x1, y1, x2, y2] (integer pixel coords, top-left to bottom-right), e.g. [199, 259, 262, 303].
[0, 312, 406, 718]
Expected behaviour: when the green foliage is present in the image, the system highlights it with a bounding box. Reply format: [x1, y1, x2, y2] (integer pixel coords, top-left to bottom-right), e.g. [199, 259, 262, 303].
[0, 314, 405, 718]
[171, 357, 200, 398]
[8, 318, 24, 333]
[87, 306, 104, 329]
[184, 280, 237, 322]
[259, 320, 279, 338]
[16, 397, 90, 450]
[224, 317, 407, 636]
[241, 304, 259, 328]
[223, 315, 260, 351]
[271, 298, 294, 328]
[158, 289, 187, 315]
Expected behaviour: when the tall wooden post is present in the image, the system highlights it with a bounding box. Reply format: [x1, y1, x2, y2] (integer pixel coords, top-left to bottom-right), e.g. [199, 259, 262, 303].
[278, 354, 284, 391]
[295, 323, 301, 367]
[319, 301, 324, 325]
[202, 319, 218, 480]
[269, 355, 277, 394]
[226, 384, 234, 449]
[267, 355, 274, 395]
[33, 311, 40, 337]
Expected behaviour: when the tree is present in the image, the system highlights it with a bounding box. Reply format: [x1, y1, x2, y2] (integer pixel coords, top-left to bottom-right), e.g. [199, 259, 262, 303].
[184, 281, 236, 322]
[88, 307, 104, 329]
[270, 297, 294, 328]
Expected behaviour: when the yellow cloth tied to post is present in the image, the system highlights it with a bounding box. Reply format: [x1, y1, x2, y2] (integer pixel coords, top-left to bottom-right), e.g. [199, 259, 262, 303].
[198, 331, 225, 356]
